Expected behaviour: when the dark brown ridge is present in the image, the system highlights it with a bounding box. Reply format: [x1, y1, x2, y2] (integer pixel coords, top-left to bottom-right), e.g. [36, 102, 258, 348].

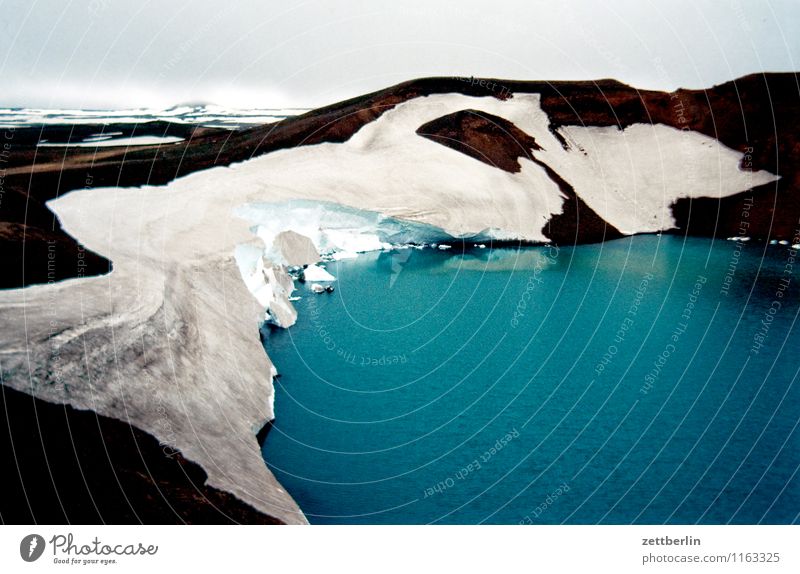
[416, 108, 623, 244]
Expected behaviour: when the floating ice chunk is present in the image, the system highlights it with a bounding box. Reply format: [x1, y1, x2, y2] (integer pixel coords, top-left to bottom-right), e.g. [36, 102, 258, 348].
[779, 240, 789, 245]
[330, 250, 359, 261]
[271, 230, 320, 266]
[304, 264, 336, 282]
[770, 239, 778, 245]
[311, 283, 326, 294]
[793, 244, 800, 250]
[438, 244, 452, 250]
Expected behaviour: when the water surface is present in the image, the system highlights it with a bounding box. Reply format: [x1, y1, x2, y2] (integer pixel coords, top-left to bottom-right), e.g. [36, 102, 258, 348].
[262, 235, 800, 524]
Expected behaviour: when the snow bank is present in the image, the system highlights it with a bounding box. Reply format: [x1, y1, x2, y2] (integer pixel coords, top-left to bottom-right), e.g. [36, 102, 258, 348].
[303, 264, 336, 282]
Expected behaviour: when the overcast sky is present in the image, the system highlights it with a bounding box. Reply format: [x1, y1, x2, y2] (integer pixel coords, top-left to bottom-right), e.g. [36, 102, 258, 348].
[1, 0, 797, 109]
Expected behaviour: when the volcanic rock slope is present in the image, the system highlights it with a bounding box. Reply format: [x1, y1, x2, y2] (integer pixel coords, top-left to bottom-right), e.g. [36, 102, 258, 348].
[0, 74, 797, 523]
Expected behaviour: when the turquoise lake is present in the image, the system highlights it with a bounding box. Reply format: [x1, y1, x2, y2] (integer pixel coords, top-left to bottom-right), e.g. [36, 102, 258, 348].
[261, 235, 800, 524]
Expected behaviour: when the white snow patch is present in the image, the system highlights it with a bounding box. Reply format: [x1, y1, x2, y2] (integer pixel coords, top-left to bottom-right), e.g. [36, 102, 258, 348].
[0, 106, 307, 128]
[38, 135, 184, 147]
[303, 264, 336, 282]
[234, 244, 297, 327]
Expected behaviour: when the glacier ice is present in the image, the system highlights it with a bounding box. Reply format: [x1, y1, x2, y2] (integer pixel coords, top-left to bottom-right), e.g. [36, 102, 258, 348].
[233, 200, 511, 327]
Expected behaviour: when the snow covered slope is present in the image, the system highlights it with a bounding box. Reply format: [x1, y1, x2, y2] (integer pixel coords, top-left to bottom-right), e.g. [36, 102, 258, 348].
[0, 76, 790, 524]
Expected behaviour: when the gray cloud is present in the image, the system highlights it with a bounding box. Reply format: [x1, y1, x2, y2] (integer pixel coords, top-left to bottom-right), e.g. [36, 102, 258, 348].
[1, 0, 797, 109]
